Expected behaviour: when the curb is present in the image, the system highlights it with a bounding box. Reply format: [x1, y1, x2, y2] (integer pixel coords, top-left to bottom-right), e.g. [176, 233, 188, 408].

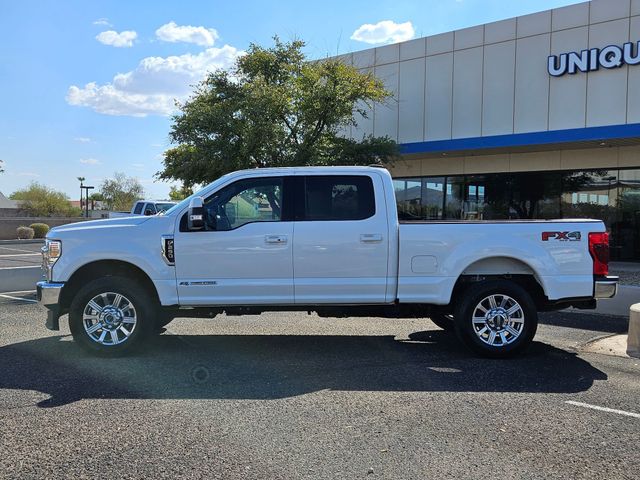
[581, 333, 630, 358]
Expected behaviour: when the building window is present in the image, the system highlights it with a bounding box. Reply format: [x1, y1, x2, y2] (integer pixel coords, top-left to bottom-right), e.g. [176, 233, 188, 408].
[393, 168, 640, 260]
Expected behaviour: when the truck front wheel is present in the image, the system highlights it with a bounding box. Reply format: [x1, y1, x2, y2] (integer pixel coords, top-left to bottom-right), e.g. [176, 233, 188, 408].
[453, 280, 538, 358]
[429, 313, 454, 331]
[69, 276, 157, 356]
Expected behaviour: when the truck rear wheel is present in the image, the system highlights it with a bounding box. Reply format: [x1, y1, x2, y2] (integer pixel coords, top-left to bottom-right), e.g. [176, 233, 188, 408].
[69, 276, 157, 356]
[453, 280, 538, 358]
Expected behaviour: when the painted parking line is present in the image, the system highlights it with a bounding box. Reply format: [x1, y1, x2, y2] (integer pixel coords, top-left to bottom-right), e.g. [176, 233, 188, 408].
[0, 293, 38, 303]
[565, 401, 640, 419]
[0, 247, 41, 254]
[1, 289, 36, 295]
[0, 253, 41, 257]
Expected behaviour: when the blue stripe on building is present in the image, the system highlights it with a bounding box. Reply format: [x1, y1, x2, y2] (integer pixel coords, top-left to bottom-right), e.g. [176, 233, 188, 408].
[400, 123, 640, 155]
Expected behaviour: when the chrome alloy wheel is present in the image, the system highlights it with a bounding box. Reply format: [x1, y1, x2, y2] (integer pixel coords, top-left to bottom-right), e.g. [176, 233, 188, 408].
[82, 292, 137, 346]
[471, 294, 524, 347]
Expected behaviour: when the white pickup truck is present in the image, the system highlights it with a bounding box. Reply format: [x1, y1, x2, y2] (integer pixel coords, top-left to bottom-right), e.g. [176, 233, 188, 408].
[109, 200, 177, 218]
[37, 166, 618, 357]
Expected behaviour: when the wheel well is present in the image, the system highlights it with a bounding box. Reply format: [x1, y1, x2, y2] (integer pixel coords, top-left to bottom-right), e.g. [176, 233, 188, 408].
[449, 274, 547, 312]
[462, 256, 535, 276]
[60, 260, 158, 311]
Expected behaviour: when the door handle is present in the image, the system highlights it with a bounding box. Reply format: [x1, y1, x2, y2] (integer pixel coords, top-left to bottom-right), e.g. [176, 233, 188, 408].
[265, 235, 288, 244]
[360, 234, 383, 243]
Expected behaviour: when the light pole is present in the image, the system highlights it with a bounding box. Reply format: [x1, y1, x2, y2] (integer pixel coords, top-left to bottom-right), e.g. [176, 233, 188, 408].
[77, 177, 85, 214]
[81, 185, 94, 218]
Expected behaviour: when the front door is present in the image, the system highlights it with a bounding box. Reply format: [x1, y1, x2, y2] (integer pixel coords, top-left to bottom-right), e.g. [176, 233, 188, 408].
[174, 176, 294, 305]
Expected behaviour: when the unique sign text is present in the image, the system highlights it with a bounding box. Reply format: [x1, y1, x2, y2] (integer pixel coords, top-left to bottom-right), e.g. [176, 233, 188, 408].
[548, 41, 640, 76]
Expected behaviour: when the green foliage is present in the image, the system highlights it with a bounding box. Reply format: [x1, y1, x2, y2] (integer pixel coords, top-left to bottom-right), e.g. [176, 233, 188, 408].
[10, 182, 80, 217]
[157, 37, 398, 186]
[168, 184, 194, 201]
[29, 223, 50, 238]
[16, 226, 34, 239]
[100, 172, 145, 211]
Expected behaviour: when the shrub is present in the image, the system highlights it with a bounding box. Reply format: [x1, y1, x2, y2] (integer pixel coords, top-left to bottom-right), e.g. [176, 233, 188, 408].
[10, 182, 78, 217]
[29, 223, 50, 238]
[17, 226, 35, 240]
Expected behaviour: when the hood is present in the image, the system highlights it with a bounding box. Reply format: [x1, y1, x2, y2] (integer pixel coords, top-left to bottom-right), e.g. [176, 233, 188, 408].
[48, 216, 152, 237]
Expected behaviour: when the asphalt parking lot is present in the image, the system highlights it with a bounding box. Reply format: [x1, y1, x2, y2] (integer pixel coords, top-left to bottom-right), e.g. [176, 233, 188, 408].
[0, 242, 42, 268]
[0, 292, 638, 479]
[0, 241, 43, 293]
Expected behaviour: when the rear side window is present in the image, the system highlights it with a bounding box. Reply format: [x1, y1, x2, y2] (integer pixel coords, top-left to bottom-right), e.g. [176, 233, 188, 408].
[303, 176, 375, 221]
[133, 202, 143, 214]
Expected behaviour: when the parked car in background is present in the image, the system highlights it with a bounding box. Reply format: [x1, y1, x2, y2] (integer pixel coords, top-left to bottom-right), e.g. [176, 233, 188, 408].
[109, 200, 177, 218]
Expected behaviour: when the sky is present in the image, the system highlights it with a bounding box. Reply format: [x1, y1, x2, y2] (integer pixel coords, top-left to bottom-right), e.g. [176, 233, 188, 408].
[0, 0, 583, 201]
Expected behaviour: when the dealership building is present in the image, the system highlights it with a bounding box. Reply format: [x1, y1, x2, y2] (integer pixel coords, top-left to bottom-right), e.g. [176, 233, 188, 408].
[336, 0, 640, 260]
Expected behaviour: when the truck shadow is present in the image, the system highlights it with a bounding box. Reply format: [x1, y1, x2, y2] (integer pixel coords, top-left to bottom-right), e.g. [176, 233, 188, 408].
[0, 331, 606, 408]
[538, 311, 628, 334]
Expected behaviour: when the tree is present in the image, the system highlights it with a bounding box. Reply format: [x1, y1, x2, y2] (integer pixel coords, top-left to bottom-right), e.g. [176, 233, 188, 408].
[168, 184, 193, 201]
[88, 192, 105, 210]
[157, 37, 398, 187]
[100, 172, 144, 211]
[10, 182, 81, 217]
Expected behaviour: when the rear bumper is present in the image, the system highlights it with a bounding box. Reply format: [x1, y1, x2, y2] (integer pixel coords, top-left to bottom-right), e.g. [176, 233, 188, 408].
[36, 281, 64, 330]
[594, 276, 618, 299]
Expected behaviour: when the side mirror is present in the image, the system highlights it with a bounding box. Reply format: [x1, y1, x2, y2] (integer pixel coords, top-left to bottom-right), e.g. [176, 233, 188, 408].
[187, 197, 205, 230]
[144, 209, 153, 216]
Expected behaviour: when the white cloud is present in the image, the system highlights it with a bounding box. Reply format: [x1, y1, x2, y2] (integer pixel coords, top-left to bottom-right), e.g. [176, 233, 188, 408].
[350, 20, 415, 44]
[66, 45, 241, 117]
[16, 172, 41, 178]
[131, 163, 145, 169]
[93, 18, 113, 27]
[96, 30, 137, 48]
[80, 158, 101, 165]
[156, 21, 218, 47]
[74, 137, 91, 143]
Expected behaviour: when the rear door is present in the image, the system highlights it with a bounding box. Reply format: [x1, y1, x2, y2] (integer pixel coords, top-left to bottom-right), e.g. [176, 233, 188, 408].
[293, 173, 389, 304]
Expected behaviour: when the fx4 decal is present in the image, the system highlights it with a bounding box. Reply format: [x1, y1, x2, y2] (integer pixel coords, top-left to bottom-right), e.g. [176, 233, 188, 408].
[542, 231, 581, 242]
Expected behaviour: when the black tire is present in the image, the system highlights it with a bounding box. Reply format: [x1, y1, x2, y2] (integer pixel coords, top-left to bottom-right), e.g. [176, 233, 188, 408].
[69, 276, 158, 356]
[453, 280, 538, 358]
[429, 313, 455, 331]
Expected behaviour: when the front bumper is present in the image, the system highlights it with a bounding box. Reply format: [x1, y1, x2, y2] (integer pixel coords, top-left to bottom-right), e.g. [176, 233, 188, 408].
[594, 276, 618, 299]
[36, 281, 64, 330]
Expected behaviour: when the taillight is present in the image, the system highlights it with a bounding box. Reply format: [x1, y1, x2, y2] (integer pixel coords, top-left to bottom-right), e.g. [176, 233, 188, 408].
[588, 232, 609, 276]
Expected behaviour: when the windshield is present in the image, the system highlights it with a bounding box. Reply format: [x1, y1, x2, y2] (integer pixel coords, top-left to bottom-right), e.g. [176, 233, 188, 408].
[154, 202, 176, 213]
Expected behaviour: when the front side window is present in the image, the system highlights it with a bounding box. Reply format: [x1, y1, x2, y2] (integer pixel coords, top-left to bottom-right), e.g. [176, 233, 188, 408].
[303, 175, 375, 221]
[144, 203, 157, 215]
[203, 177, 283, 231]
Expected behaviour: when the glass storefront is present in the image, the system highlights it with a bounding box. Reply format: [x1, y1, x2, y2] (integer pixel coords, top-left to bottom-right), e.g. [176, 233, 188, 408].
[394, 168, 640, 261]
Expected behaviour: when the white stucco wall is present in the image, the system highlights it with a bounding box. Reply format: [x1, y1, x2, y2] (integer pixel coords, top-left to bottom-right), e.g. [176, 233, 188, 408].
[336, 0, 640, 144]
